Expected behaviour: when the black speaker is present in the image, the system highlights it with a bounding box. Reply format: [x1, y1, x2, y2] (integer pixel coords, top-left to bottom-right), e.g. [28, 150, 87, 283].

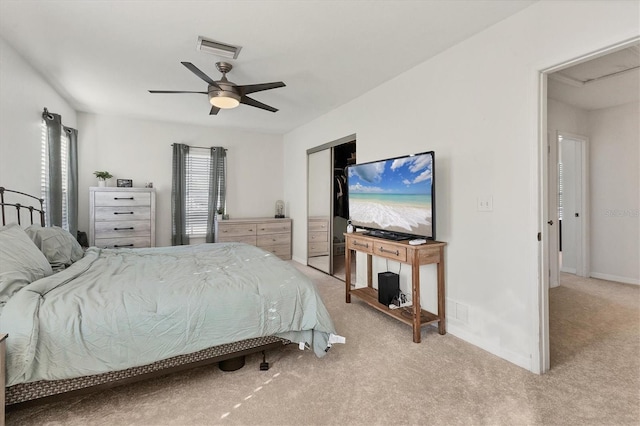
[378, 272, 399, 306]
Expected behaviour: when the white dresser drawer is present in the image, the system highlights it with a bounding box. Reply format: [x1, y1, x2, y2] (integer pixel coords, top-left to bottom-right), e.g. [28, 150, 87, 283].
[94, 191, 151, 207]
[95, 236, 152, 249]
[94, 206, 151, 221]
[94, 220, 151, 239]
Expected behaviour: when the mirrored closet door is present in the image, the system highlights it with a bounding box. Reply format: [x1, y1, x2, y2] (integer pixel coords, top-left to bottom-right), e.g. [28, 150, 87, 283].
[307, 136, 356, 280]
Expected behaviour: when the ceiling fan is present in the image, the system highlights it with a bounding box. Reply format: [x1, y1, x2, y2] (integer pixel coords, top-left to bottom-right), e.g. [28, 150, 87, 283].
[149, 61, 286, 115]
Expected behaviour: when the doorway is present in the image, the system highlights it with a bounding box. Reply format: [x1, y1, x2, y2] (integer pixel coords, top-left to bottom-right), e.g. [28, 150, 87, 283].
[539, 38, 640, 373]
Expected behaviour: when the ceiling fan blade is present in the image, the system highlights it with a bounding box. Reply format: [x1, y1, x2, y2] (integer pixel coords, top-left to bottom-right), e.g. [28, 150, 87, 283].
[209, 106, 220, 115]
[148, 90, 207, 94]
[238, 82, 286, 95]
[181, 62, 221, 89]
[240, 95, 278, 112]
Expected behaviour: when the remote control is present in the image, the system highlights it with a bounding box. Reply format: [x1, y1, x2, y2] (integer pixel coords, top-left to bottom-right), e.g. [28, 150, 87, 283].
[409, 239, 427, 245]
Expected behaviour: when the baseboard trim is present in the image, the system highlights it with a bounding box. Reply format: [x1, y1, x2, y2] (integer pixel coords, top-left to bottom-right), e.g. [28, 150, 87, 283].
[590, 272, 639, 285]
[560, 266, 576, 274]
[446, 323, 532, 372]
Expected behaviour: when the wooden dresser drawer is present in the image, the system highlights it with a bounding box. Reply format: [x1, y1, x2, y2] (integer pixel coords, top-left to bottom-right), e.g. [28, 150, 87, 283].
[95, 236, 151, 249]
[217, 235, 256, 245]
[257, 233, 290, 247]
[94, 191, 151, 207]
[94, 220, 151, 239]
[217, 223, 257, 238]
[308, 241, 328, 256]
[308, 220, 329, 232]
[373, 242, 407, 262]
[260, 244, 292, 260]
[94, 206, 151, 221]
[308, 231, 328, 243]
[257, 221, 291, 235]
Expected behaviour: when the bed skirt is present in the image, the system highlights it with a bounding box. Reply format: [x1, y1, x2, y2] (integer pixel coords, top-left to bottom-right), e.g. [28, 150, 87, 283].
[6, 336, 289, 407]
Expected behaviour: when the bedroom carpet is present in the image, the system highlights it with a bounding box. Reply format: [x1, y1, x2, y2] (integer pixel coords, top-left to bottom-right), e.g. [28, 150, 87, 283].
[6, 266, 639, 426]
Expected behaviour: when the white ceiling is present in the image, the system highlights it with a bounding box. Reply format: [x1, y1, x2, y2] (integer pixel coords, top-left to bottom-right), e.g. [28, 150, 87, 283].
[548, 44, 640, 111]
[0, 0, 536, 134]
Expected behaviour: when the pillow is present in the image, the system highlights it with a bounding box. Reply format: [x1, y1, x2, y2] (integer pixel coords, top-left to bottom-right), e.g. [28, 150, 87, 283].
[25, 224, 84, 270]
[0, 223, 53, 306]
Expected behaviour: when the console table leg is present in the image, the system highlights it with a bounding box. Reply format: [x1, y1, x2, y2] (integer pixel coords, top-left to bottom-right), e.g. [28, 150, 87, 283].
[345, 249, 352, 303]
[437, 247, 446, 335]
[412, 263, 421, 343]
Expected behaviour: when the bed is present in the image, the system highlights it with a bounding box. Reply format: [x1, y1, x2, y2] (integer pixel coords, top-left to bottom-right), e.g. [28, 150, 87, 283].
[0, 187, 340, 407]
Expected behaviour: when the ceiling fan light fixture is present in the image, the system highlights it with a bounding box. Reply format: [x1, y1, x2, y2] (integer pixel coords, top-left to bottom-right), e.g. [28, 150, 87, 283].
[209, 90, 241, 109]
[196, 36, 242, 59]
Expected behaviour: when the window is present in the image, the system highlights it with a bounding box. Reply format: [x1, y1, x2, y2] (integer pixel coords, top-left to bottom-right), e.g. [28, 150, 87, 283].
[184, 147, 226, 236]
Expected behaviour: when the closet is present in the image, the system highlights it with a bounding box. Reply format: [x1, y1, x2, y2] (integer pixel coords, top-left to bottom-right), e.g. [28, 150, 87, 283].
[307, 135, 356, 280]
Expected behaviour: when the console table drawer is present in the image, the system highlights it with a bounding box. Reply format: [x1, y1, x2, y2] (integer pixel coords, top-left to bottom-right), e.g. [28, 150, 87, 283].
[373, 242, 407, 262]
[347, 236, 373, 254]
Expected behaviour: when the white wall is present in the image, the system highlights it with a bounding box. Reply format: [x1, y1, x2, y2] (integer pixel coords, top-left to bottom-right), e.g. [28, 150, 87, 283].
[0, 37, 77, 196]
[283, 1, 639, 372]
[77, 113, 284, 247]
[588, 102, 639, 284]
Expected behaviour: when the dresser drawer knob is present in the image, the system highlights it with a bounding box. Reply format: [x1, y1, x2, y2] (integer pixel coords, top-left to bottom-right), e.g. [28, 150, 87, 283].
[114, 212, 134, 215]
[114, 197, 134, 200]
[114, 244, 134, 248]
[114, 227, 134, 231]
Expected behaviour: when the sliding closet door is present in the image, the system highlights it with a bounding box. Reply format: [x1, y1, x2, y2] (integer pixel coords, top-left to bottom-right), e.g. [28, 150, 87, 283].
[307, 149, 331, 273]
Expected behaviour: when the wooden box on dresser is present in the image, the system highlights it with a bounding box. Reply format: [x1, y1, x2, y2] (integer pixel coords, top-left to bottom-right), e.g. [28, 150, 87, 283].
[89, 187, 156, 248]
[215, 218, 292, 260]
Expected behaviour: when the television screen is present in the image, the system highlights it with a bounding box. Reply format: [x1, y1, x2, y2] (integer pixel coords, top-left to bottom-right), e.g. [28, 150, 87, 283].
[347, 151, 435, 240]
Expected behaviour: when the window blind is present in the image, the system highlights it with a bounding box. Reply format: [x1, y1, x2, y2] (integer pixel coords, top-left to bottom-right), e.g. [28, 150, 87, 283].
[185, 148, 212, 236]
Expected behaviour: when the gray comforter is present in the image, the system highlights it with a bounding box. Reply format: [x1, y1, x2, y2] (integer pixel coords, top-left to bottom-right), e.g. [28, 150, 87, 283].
[2, 243, 336, 386]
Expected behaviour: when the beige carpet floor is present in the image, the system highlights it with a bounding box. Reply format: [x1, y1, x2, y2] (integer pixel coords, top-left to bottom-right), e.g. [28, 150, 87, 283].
[6, 267, 639, 425]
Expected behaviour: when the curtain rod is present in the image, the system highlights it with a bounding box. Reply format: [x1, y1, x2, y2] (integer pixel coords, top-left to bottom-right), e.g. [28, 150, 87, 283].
[170, 144, 227, 151]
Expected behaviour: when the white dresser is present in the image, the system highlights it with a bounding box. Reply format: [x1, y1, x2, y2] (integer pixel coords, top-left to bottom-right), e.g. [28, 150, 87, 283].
[89, 187, 156, 248]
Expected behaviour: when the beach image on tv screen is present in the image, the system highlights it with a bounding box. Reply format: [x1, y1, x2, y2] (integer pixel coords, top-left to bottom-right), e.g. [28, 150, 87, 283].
[348, 153, 433, 237]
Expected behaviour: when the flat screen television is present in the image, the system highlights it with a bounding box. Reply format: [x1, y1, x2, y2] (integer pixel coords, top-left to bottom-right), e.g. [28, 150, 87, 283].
[346, 151, 435, 241]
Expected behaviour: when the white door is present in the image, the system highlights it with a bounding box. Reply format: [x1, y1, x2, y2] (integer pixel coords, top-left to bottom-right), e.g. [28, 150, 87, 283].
[558, 133, 588, 277]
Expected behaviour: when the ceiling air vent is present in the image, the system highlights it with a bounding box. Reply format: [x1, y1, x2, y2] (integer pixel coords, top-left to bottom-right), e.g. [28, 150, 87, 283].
[196, 37, 242, 59]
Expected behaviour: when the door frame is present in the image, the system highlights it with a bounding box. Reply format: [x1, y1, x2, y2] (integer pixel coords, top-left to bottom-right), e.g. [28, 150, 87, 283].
[536, 37, 639, 374]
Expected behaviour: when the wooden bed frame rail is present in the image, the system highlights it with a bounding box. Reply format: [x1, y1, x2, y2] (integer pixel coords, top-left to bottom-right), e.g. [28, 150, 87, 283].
[0, 187, 45, 227]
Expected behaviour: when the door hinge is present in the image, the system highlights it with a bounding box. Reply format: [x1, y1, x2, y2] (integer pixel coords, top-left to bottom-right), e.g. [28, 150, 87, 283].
[537, 232, 541, 241]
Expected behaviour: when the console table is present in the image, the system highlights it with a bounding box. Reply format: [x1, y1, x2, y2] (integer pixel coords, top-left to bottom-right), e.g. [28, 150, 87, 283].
[344, 233, 446, 343]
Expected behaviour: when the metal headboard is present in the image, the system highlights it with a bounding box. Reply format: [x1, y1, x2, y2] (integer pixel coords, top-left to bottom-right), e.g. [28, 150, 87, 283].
[0, 187, 46, 226]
